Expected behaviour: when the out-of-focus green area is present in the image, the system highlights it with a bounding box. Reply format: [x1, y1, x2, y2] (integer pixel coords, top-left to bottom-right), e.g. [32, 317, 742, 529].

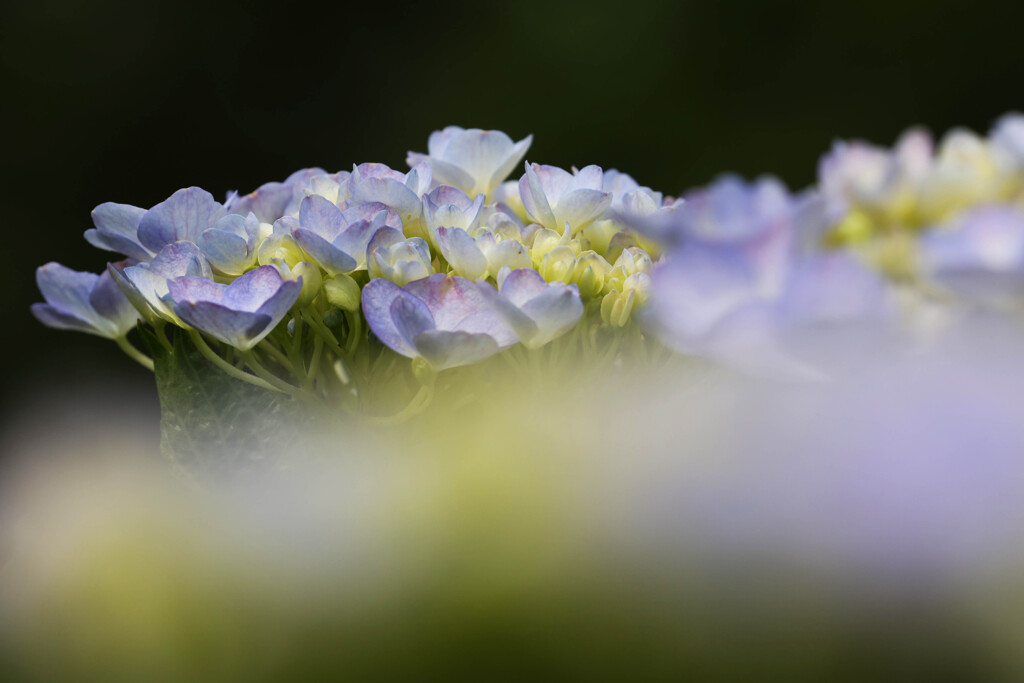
[4, 331, 1024, 680]
[4, 0, 1024, 418]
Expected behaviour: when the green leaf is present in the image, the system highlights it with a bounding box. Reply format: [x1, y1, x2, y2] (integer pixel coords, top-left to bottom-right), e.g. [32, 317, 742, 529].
[142, 327, 307, 480]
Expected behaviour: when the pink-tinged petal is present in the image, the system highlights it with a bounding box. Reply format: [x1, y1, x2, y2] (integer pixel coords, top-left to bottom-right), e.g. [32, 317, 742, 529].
[137, 187, 227, 252]
[519, 163, 558, 228]
[390, 295, 435, 348]
[404, 274, 488, 329]
[361, 278, 421, 357]
[412, 330, 501, 370]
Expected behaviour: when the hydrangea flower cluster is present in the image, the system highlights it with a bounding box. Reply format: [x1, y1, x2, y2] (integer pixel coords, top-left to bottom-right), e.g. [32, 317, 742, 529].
[33, 118, 1024, 415]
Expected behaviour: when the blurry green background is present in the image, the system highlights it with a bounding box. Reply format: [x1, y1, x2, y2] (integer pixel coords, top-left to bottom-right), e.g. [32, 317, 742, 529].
[2, 0, 1023, 427]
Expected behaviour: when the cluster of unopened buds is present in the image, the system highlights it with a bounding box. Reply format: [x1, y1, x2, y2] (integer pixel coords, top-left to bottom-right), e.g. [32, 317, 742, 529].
[33, 118, 1024, 415]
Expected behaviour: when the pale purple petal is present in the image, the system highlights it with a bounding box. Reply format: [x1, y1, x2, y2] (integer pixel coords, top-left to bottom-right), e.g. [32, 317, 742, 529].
[174, 301, 272, 349]
[519, 163, 557, 228]
[167, 276, 225, 305]
[85, 202, 151, 260]
[222, 266, 287, 312]
[437, 227, 488, 280]
[299, 195, 345, 240]
[412, 330, 501, 370]
[137, 187, 227, 252]
[361, 278, 422, 357]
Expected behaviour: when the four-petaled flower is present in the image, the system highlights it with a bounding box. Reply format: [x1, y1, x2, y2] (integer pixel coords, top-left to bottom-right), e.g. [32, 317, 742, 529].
[168, 266, 302, 349]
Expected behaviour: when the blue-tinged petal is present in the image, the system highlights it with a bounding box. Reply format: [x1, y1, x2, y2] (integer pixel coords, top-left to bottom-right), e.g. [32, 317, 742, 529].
[226, 182, 292, 223]
[167, 275, 225, 305]
[85, 202, 151, 260]
[253, 278, 302, 326]
[221, 266, 286, 312]
[35, 263, 137, 338]
[115, 243, 211, 324]
[88, 268, 139, 334]
[36, 263, 98, 320]
[341, 202, 402, 231]
[150, 241, 213, 278]
[361, 278, 421, 357]
[333, 216, 385, 271]
[137, 187, 227, 252]
[31, 303, 99, 335]
[299, 195, 345, 239]
[292, 229, 358, 274]
[412, 330, 501, 370]
[198, 227, 250, 275]
[174, 301, 272, 349]
[778, 253, 889, 325]
[91, 202, 146, 238]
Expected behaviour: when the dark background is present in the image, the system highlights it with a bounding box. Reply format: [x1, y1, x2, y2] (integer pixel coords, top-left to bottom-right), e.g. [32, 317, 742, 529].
[2, 0, 1023, 435]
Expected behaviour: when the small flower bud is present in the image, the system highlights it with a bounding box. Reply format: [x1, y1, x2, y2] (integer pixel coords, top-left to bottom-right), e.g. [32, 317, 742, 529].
[323, 273, 362, 311]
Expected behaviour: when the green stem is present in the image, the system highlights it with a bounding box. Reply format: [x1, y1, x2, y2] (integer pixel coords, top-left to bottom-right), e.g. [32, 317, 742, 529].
[116, 335, 154, 371]
[240, 349, 306, 398]
[303, 310, 347, 358]
[364, 383, 434, 426]
[188, 330, 283, 394]
[306, 334, 324, 391]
